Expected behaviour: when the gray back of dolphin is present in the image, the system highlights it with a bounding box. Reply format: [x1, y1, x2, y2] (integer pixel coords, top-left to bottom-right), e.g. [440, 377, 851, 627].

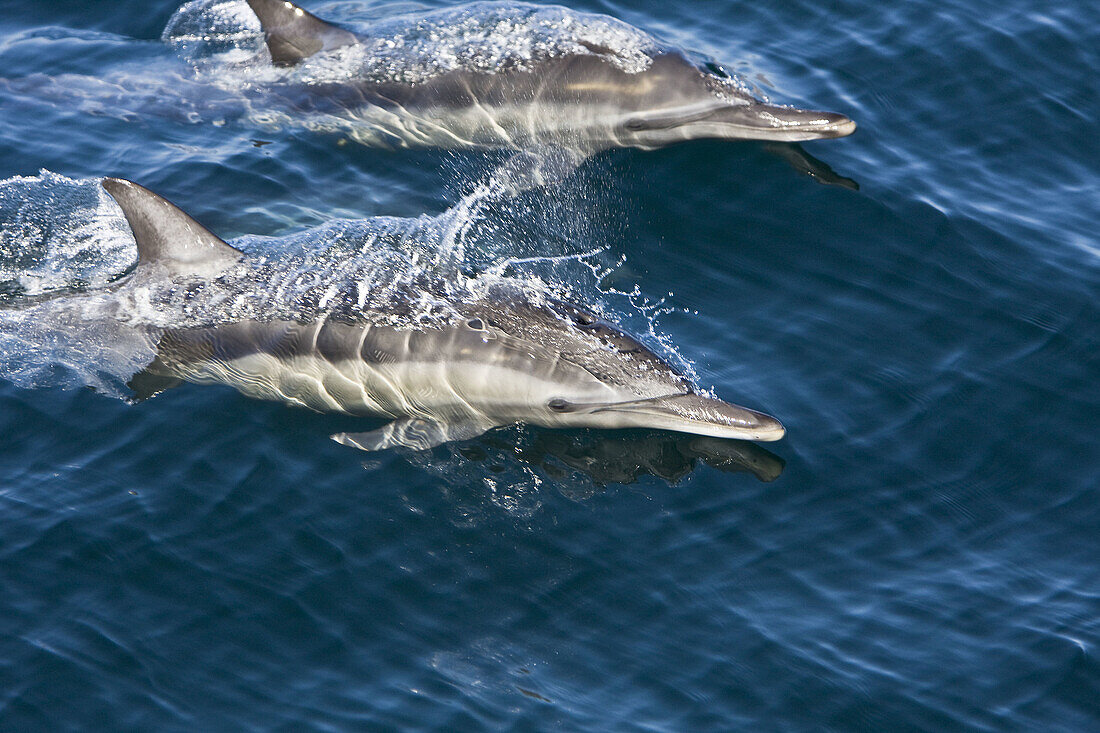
[244, 0, 855, 149]
[103, 177, 785, 451]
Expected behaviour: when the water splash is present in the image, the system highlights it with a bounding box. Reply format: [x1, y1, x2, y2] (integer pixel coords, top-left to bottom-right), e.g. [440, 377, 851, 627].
[162, 0, 265, 63]
[0, 171, 135, 298]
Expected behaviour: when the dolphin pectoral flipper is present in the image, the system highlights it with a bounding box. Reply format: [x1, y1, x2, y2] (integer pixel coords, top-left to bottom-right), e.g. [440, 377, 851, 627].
[332, 417, 495, 452]
[762, 143, 860, 190]
[126, 358, 183, 403]
[245, 0, 359, 67]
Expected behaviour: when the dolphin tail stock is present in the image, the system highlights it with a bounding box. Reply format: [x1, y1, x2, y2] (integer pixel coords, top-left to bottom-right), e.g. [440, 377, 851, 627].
[332, 416, 497, 452]
[244, 0, 359, 67]
[101, 177, 244, 278]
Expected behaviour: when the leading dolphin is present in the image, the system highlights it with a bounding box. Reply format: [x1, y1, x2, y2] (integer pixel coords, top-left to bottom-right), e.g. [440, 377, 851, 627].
[99, 177, 784, 451]
[230, 0, 855, 150]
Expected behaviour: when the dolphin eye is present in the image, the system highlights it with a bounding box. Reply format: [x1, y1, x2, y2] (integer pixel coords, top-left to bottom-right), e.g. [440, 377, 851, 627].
[704, 61, 731, 79]
[624, 118, 646, 131]
[548, 398, 572, 412]
[572, 311, 597, 326]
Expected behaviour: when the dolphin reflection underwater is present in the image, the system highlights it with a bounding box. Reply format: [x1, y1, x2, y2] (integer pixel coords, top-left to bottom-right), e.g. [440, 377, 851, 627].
[97, 178, 784, 452]
[494, 430, 786, 486]
[228, 0, 856, 150]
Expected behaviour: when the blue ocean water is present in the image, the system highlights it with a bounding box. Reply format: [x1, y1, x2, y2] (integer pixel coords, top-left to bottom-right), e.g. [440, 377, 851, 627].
[1, 0, 1098, 729]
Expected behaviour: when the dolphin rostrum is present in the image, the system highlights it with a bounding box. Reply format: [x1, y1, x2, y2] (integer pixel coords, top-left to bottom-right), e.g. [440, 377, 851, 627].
[100, 177, 784, 451]
[231, 0, 855, 150]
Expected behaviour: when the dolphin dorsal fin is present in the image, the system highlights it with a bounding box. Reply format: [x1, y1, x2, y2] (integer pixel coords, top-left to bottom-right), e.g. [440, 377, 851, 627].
[245, 0, 359, 67]
[102, 178, 243, 277]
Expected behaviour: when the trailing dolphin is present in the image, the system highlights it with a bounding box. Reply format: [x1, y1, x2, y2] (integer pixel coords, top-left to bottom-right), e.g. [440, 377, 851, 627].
[98, 177, 784, 451]
[195, 0, 855, 150]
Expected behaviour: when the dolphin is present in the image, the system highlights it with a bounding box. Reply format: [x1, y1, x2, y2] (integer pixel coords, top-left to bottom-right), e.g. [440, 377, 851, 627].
[99, 177, 785, 451]
[233, 0, 855, 150]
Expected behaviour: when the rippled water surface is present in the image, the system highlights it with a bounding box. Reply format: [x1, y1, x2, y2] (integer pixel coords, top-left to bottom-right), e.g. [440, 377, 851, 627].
[1, 0, 1098, 729]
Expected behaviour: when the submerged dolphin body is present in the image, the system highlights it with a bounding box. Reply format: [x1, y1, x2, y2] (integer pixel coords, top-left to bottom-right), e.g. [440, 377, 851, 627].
[234, 0, 855, 150]
[100, 177, 784, 451]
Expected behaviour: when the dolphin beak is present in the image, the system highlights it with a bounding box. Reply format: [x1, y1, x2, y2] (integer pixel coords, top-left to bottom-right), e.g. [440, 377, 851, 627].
[593, 393, 786, 442]
[710, 103, 856, 141]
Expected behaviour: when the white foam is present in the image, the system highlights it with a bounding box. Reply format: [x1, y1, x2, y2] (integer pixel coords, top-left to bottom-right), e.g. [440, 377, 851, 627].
[0, 170, 136, 297]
